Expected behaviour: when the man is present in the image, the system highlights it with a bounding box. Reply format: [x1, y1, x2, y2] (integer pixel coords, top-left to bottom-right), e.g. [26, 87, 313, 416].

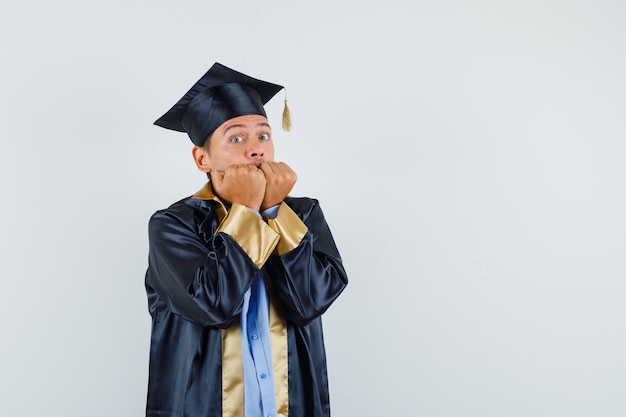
[145, 62, 348, 417]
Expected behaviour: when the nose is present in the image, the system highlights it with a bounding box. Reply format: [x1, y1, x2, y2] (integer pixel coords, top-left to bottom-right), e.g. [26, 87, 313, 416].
[247, 139, 265, 159]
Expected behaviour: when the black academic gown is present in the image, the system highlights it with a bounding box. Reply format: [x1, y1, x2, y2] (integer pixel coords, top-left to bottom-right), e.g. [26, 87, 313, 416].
[145, 189, 348, 417]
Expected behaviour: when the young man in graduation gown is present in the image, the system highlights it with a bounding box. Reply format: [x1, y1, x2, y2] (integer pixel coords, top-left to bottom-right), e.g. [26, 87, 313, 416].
[145, 62, 348, 417]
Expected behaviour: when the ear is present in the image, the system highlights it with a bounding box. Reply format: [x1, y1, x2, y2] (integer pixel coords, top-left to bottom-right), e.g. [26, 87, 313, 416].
[192, 146, 212, 173]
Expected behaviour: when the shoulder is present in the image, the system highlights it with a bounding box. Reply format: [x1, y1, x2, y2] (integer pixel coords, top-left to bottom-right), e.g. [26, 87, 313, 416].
[284, 196, 319, 214]
[149, 196, 220, 231]
[283, 196, 328, 223]
[150, 196, 192, 221]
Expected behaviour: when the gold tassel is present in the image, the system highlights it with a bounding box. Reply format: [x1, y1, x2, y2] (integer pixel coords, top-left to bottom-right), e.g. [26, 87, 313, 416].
[281, 90, 292, 131]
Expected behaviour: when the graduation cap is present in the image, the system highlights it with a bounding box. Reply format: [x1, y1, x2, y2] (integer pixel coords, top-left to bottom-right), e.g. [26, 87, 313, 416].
[154, 62, 291, 146]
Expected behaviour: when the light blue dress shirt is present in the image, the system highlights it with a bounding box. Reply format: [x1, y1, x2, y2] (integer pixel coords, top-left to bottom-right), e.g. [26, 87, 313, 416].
[241, 274, 277, 417]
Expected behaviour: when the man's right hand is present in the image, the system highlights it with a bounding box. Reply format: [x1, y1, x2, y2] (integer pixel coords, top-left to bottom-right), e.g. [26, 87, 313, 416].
[210, 164, 267, 211]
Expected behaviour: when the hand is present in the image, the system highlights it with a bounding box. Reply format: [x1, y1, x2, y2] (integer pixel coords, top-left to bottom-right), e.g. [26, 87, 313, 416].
[259, 162, 297, 211]
[211, 164, 267, 211]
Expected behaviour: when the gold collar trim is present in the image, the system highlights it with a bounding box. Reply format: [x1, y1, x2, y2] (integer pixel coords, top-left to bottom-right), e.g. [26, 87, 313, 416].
[192, 182, 227, 222]
[192, 181, 219, 200]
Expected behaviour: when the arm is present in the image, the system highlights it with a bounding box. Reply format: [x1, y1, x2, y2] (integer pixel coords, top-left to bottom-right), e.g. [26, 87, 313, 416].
[146, 202, 280, 327]
[264, 199, 348, 325]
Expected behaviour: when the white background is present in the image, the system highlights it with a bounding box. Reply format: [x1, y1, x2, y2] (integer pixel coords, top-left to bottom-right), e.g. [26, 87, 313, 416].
[1, 1, 625, 416]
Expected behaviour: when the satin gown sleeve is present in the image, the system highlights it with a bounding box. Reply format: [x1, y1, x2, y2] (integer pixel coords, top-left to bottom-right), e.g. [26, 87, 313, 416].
[265, 197, 348, 326]
[146, 199, 278, 328]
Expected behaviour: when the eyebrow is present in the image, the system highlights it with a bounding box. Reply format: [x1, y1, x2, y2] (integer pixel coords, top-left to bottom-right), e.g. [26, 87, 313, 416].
[223, 122, 271, 135]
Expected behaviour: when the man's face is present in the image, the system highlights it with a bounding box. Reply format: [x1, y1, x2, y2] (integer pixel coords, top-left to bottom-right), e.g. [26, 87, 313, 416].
[201, 114, 275, 174]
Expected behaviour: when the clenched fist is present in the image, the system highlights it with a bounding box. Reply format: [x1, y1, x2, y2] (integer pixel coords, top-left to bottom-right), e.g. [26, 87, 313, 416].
[259, 162, 297, 211]
[211, 164, 267, 211]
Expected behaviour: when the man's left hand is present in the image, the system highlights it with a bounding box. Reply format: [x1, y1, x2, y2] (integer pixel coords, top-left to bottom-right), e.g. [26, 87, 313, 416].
[259, 162, 297, 211]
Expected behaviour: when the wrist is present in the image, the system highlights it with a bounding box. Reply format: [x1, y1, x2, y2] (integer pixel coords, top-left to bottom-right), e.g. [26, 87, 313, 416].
[261, 200, 281, 211]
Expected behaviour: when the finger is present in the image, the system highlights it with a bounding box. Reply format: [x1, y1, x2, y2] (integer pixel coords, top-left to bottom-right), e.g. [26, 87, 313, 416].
[260, 163, 276, 177]
[273, 162, 291, 174]
[270, 162, 290, 175]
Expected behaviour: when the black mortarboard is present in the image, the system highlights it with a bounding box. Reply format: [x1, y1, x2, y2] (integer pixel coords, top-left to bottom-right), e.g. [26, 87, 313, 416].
[154, 62, 288, 146]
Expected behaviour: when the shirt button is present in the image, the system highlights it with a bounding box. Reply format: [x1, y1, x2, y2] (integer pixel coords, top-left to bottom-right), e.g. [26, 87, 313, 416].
[260, 373, 267, 379]
[251, 334, 258, 340]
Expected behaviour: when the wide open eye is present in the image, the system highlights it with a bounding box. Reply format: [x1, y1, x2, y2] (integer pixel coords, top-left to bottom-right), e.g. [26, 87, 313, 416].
[230, 135, 244, 143]
[259, 133, 270, 141]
